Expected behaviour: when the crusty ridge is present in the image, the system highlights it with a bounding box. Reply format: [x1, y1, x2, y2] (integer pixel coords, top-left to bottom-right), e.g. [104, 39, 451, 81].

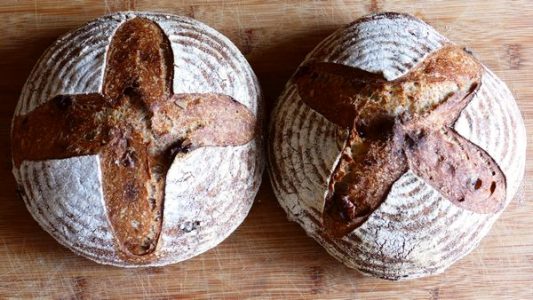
[294, 46, 506, 237]
[12, 17, 256, 260]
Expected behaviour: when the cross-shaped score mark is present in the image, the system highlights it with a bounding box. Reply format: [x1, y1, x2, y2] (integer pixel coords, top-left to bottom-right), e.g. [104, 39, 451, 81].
[295, 46, 506, 237]
[12, 18, 256, 258]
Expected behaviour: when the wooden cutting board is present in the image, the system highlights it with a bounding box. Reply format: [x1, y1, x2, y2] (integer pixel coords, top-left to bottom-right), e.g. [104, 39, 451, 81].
[1, 1, 532, 298]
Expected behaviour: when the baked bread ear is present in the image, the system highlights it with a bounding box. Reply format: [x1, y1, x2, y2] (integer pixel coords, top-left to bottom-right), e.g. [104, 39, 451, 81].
[268, 12, 526, 280]
[12, 12, 263, 266]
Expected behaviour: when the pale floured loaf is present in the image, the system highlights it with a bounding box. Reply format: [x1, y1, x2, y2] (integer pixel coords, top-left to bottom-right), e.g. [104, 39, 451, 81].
[268, 12, 526, 280]
[12, 11, 263, 266]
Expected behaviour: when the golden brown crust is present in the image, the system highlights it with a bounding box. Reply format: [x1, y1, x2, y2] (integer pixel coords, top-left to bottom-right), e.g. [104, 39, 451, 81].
[294, 45, 506, 237]
[294, 63, 384, 128]
[324, 130, 407, 237]
[155, 93, 257, 150]
[11, 17, 256, 260]
[12, 94, 109, 166]
[103, 18, 174, 107]
[399, 84, 506, 214]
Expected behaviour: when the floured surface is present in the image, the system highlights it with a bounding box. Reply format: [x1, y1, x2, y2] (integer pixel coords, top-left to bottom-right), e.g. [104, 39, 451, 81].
[160, 144, 260, 262]
[17, 156, 118, 262]
[1, 0, 533, 298]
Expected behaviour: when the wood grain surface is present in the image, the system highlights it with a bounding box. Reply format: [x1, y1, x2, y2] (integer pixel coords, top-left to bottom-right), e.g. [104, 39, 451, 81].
[0, 1, 532, 299]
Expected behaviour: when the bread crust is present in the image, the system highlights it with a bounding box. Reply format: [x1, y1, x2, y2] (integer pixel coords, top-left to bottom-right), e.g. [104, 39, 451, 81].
[268, 12, 526, 280]
[12, 12, 263, 266]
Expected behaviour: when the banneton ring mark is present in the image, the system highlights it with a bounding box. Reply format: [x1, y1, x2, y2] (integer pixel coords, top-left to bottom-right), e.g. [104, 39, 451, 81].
[294, 46, 506, 237]
[12, 18, 256, 258]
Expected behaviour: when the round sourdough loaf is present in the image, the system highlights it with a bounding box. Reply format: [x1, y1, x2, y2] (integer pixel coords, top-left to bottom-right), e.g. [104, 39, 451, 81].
[12, 12, 263, 266]
[268, 12, 526, 280]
